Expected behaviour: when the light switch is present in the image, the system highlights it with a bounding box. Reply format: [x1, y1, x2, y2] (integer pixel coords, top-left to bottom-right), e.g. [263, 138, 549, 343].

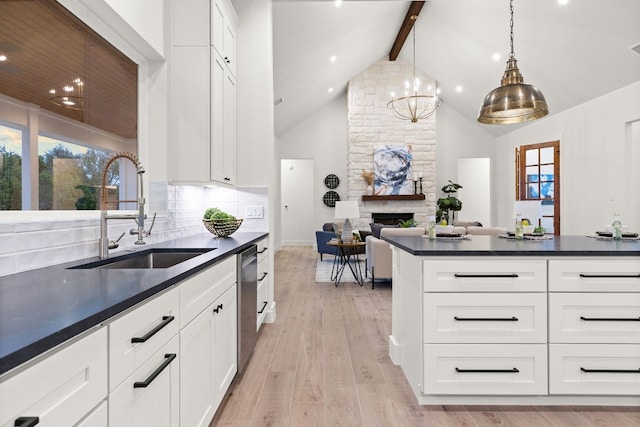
[245, 205, 264, 218]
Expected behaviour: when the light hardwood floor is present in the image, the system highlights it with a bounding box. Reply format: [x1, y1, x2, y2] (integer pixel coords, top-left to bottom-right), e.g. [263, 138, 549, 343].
[212, 246, 640, 426]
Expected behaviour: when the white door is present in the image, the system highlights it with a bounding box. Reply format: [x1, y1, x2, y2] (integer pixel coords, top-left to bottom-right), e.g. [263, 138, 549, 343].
[457, 157, 491, 226]
[280, 159, 314, 245]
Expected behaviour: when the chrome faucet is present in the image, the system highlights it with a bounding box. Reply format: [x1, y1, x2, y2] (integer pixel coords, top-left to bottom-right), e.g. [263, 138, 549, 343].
[99, 152, 155, 258]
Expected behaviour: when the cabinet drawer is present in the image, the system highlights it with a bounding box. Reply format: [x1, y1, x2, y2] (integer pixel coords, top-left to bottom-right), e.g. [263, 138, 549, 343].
[423, 259, 547, 292]
[109, 287, 179, 392]
[109, 335, 180, 427]
[549, 344, 640, 395]
[549, 259, 640, 292]
[256, 238, 268, 261]
[77, 400, 107, 427]
[424, 293, 547, 344]
[0, 327, 107, 427]
[423, 344, 548, 395]
[549, 293, 640, 344]
[257, 275, 268, 329]
[180, 256, 236, 328]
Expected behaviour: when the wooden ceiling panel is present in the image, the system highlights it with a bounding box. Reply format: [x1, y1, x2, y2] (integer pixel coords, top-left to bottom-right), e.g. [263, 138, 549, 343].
[0, 0, 137, 140]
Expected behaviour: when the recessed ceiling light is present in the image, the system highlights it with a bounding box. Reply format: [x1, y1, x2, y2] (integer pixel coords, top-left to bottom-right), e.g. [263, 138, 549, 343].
[335, 0, 342, 7]
[558, 0, 569, 5]
[0, 55, 6, 61]
[492, 53, 501, 61]
[455, 86, 463, 93]
[330, 55, 337, 62]
[328, 87, 334, 93]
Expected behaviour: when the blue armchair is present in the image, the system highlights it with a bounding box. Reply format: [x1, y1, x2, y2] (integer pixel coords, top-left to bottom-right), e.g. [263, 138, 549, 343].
[316, 223, 338, 260]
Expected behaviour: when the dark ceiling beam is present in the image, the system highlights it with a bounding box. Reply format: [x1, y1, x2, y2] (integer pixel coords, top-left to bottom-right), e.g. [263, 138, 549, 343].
[389, 1, 425, 61]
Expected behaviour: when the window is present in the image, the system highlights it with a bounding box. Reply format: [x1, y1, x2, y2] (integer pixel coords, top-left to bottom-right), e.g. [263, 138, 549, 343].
[38, 136, 117, 210]
[516, 141, 560, 234]
[0, 124, 22, 210]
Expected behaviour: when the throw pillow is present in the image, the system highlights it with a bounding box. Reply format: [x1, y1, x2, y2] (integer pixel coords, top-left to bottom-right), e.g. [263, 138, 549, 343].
[370, 222, 399, 239]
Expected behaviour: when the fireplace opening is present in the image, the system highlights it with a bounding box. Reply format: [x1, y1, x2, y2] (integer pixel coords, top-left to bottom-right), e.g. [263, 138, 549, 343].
[371, 212, 414, 225]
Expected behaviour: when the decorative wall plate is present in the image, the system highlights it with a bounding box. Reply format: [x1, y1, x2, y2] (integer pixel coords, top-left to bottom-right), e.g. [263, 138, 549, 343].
[324, 174, 340, 189]
[322, 191, 340, 207]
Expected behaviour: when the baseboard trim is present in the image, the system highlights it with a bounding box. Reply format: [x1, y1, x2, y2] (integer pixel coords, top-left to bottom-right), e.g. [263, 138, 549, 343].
[388, 334, 400, 365]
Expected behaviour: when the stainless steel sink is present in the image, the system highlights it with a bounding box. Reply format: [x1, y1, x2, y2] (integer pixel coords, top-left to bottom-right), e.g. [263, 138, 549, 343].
[71, 248, 213, 270]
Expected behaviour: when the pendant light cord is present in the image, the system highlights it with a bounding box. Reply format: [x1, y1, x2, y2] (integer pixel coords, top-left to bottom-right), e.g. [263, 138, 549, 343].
[509, 0, 515, 59]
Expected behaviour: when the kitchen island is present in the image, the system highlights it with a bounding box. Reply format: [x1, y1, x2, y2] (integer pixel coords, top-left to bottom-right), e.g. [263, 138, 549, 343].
[382, 234, 640, 405]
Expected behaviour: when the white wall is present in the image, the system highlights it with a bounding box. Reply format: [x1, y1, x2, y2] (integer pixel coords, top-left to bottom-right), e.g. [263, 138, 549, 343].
[276, 95, 349, 242]
[435, 103, 496, 224]
[494, 80, 640, 234]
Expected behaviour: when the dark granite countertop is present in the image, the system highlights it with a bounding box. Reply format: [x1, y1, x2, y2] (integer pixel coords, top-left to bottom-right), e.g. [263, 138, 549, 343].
[0, 232, 267, 376]
[382, 234, 640, 257]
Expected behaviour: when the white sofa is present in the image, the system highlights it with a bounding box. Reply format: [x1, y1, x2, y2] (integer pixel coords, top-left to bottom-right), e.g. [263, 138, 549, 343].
[365, 227, 427, 288]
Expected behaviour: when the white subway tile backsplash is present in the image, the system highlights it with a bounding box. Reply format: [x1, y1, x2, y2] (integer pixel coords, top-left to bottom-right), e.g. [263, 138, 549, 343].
[0, 185, 268, 276]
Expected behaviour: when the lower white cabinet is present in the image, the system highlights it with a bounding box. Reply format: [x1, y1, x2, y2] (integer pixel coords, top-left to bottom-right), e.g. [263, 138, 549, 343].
[109, 336, 180, 427]
[549, 344, 640, 395]
[394, 252, 640, 404]
[256, 237, 270, 329]
[76, 400, 107, 427]
[0, 327, 107, 427]
[180, 283, 237, 427]
[423, 344, 548, 395]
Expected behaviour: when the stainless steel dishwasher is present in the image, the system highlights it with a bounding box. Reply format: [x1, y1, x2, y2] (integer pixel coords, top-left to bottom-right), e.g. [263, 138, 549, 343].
[237, 244, 258, 374]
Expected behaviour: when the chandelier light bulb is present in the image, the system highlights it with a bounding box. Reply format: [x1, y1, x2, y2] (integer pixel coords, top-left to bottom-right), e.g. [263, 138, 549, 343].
[387, 24, 442, 122]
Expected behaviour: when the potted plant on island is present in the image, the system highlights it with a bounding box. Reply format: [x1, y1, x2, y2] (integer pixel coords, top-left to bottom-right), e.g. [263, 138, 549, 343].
[436, 180, 463, 225]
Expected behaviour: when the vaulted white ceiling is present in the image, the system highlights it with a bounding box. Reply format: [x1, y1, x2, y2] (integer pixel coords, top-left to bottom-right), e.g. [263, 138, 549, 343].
[272, 0, 640, 137]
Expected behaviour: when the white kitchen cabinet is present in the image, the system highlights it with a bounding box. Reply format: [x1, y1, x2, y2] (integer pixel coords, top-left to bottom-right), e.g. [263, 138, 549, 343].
[107, 287, 179, 426]
[548, 259, 640, 397]
[256, 237, 270, 329]
[211, 0, 238, 77]
[211, 48, 236, 185]
[423, 292, 547, 344]
[109, 336, 180, 427]
[108, 287, 179, 392]
[76, 400, 107, 427]
[0, 327, 107, 427]
[169, 0, 237, 185]
[179, 256, 236, 329]
[393, 250, 640, 405]
[549, 344, 640, 395]
[212, 283, 238, 409]
[180, 283, 237, 427]
[423, 344, 548, 395]
[169, 46, 211, 183]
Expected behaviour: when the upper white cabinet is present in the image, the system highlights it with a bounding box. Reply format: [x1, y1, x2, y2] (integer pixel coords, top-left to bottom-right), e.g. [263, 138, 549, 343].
[169, 0, 238, 185]
[211, 0, 237, 77]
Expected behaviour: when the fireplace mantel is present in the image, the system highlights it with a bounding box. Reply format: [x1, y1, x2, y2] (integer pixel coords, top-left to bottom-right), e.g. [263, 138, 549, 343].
[362, 194, 425, 201]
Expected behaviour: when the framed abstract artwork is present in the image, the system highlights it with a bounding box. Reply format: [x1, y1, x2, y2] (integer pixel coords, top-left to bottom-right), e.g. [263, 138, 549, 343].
[373, 144, 413, 195]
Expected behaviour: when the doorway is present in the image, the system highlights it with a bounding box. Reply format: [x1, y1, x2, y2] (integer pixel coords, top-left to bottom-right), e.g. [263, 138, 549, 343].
[516, 141, 560, 235]
[280, 159, 314, 245]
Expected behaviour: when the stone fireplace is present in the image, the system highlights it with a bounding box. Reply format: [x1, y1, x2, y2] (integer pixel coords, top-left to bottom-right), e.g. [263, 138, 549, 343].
[371, 212, 413, 225]
[345, 58, 437, 230]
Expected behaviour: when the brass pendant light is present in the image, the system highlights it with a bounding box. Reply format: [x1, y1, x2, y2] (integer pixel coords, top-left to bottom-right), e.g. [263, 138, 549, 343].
[477, 0, 548, 124]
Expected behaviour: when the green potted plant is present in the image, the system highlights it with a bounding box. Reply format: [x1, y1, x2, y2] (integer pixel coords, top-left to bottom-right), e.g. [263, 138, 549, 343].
[436, 180, 463, 225]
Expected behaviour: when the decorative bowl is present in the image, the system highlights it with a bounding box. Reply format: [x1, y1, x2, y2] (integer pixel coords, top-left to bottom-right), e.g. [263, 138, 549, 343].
[202, 218, 243, 237]
[435, 225, 454, 234]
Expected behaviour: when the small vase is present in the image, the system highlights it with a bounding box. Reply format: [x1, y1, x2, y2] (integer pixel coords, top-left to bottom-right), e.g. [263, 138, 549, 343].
[367, 185, 374, 195]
